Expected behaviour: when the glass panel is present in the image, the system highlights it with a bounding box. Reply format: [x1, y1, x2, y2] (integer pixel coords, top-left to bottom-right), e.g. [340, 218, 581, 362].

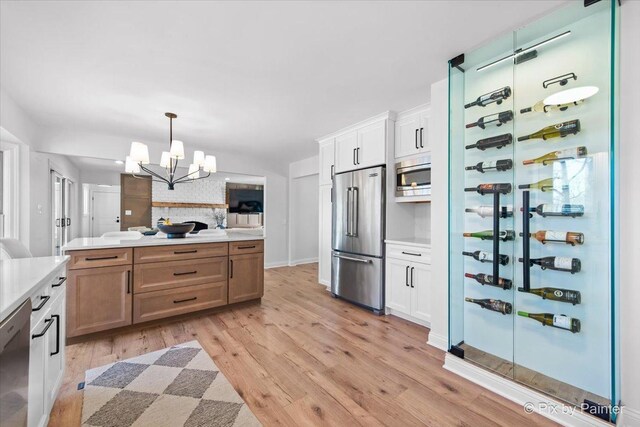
[512, 0, 614, 409]
[52, 173, 63, 256]
[448, 0, 618, 419]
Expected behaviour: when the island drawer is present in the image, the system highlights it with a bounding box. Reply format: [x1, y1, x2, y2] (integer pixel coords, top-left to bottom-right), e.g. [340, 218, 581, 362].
[134, 256, 227, 293]
[133, 281, 227, 324]
[134, 243, 228, 264]
[229, 240, 264, 255]
[68, 248, 133, 270]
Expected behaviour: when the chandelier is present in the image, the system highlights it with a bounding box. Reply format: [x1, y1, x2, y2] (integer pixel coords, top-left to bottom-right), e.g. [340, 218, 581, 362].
[125, 112, 217, 190]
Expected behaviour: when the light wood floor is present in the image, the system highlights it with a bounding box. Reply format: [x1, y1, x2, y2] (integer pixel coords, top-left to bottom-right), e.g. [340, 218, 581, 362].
[49, 263, 556, 426]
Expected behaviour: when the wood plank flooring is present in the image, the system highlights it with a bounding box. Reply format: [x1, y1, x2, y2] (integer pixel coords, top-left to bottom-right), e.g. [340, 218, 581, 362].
[49, 263, 556, 426]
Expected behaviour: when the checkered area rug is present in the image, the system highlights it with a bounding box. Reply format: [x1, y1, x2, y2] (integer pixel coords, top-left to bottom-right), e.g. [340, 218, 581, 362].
[81, 340, 261, 427]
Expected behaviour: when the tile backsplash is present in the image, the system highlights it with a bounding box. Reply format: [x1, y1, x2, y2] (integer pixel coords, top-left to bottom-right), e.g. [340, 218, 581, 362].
[152, 176, 227, 228]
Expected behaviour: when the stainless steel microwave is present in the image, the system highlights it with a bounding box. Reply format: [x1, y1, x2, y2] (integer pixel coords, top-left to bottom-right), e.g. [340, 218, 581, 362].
[395, 155, 432, 197]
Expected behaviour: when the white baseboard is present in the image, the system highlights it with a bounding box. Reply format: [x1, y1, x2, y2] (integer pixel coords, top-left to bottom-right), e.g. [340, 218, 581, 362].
[264, 261, 288, 269]
[385, 308, 431, 328]
[288, 257, 318, 267]
[444, 354, 611, 427]
[619, 405, 640, 426]
[426, 332, 448, 351]
[319, 278, 330, 287]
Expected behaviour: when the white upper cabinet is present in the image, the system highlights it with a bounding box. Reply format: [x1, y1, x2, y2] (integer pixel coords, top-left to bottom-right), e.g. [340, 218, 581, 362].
[318, 138, 335, 186]
[357, 121, 386, 169]
[395, 105, 430, 159]
[334, 131, 359, 173]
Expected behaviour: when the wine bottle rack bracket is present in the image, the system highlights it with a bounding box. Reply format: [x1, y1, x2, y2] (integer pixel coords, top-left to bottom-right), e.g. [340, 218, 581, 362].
[542, 72, 577, 89]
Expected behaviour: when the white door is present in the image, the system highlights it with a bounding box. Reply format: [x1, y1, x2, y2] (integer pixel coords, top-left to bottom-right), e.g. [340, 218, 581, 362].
[334, 131, 358, 173]
[318, 185, 332, 286]
[92, 191, 120, 236]
[51, 172, 64, 255]
[385, 258, 411, 315]
[319, 139, 335, 185]
[417, 109, 430, 153]
[357, 121, 386, 169]
[395, 113, 420, 159]
[410, 262, 431, 324]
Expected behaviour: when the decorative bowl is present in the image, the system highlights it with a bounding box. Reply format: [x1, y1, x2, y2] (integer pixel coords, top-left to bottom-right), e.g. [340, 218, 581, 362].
[157, 222, 195, 238]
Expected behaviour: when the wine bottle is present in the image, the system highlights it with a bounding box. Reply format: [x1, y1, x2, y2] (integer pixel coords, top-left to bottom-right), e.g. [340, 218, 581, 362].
[520, 99, 584, 114]
[517, 311, 580, 333]
[522, 146, 587, 165]
[518, 256, 581, 273]
[523, 203, 585, 218]
[517, 178, 568, 192]
[517, 287, 581, 305]
[465, 159, 513, 173]
[465, 205, 513, 218]
[464, 183, 512, 195]
[464, 87, 512, 109]
[465, 273, 513, 290]
[517, 119, 580, 142]
[464, 230, 515, 241]
[462, 250, 509, 265]
[519, 230, 584, 246]
[466, 111, 514, 129]
[465, 298, 512, 315]
[465, 133, 513, 151]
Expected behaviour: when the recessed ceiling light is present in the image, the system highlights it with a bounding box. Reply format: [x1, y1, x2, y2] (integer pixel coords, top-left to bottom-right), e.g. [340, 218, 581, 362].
[225, 178, 230, 181]
[114, 160, 124, 165]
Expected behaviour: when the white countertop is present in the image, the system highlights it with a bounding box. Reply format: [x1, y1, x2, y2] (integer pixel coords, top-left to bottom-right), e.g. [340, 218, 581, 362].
[63, 231, 264, 251]
[385, 238, 431, 249]
[0, 256, 69, 321]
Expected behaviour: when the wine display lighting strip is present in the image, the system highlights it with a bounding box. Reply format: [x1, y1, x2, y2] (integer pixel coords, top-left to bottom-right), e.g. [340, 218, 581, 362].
[476, 30, 572, 72]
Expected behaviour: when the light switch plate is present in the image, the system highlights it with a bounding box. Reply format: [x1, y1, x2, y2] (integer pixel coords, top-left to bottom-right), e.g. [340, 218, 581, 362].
[125, 210, 132, 215]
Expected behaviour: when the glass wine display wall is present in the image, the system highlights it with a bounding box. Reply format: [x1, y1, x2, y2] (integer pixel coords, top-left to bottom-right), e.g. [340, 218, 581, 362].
[448, 0, 618, 418]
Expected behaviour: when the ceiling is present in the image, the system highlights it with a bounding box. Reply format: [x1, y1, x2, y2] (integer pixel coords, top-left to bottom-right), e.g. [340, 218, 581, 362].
[0, 1, 565, 165]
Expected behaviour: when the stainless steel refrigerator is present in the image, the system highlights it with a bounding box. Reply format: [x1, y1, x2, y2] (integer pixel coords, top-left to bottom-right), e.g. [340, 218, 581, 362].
[331, 165, 385, 313]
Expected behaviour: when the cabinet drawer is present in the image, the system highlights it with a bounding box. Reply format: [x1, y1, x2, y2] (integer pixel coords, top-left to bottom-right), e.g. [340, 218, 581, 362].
[386, 244, 431, 264]
[134, 256, 227, 293]
[133, 282, 227, 324]
[229, 240, 263, 255]
[134, 243, 228, 264]
[68, 248, 132, 270]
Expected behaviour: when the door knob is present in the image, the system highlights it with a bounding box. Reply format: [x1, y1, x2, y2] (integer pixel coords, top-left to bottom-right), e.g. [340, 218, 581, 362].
[116, 216, 120, 223]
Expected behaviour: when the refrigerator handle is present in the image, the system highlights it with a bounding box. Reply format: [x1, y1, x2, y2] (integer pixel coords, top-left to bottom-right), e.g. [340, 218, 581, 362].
[346, 187, 352, 236]
[352, 187, 359, 237]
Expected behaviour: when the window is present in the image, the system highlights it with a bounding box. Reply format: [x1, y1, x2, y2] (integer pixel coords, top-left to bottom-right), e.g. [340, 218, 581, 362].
[0, 141, 20, 239]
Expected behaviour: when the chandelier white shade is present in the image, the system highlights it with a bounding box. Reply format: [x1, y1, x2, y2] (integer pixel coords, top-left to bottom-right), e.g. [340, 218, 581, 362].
[124, 112, 217, 190]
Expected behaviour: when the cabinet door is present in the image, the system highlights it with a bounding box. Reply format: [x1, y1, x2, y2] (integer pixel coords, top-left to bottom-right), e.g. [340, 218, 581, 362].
[229, 253, 264, 304]
[318, 185, 332, 286]
[410, 263, 431, 324]
[417, 109, 430, 153]
[29, 314, 51, 427]
[45, 290, 65, 409]
[67, 265, 132, 337]
[334, 131, 358, 173]
[357, 121, 386, 169]
[395, 113, 420, 159]
[385, 258, 411, 315]
[319, 139, 335, 185]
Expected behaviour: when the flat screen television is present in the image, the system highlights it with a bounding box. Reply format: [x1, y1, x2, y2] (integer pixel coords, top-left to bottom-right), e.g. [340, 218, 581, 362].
[228, 188, 264, 213]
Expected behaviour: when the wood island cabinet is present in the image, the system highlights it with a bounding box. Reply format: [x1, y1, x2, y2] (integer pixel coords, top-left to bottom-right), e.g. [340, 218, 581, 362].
[65, 240, 264, 338]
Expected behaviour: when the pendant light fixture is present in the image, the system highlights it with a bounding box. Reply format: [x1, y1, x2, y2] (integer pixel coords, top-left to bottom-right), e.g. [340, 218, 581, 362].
[125, 112, 217, 190]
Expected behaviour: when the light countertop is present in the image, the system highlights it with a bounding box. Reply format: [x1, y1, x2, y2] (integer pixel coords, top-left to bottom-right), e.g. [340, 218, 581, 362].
[63, 231, 264, 251]
[0, 256, 69, 321]
[385, 238, 431, 249]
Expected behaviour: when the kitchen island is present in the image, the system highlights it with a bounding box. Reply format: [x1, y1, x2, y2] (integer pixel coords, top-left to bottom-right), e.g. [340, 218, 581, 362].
[62, 233, 264, 338]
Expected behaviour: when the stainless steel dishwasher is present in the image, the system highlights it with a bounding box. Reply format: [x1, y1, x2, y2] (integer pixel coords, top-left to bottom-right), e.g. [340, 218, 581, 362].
[0, 300, 32, 427]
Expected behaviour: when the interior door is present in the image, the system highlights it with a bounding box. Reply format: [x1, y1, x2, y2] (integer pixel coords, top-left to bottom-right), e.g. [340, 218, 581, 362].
[92, 191, 121, 237]
[51, 172, 64, 256]
[62, 179, 73, 246]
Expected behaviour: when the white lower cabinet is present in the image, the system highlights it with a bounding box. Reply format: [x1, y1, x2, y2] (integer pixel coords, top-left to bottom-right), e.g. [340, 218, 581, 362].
[385, 245, 431, 326]
[28, 271, 66, 427]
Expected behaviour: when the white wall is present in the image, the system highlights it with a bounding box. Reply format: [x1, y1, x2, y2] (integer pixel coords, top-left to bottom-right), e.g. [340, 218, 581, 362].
[619, 0, 640, 423]
[80, 169, 121, 186]
[288, 155, 319, 265]
[290, 174, 319, 265]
